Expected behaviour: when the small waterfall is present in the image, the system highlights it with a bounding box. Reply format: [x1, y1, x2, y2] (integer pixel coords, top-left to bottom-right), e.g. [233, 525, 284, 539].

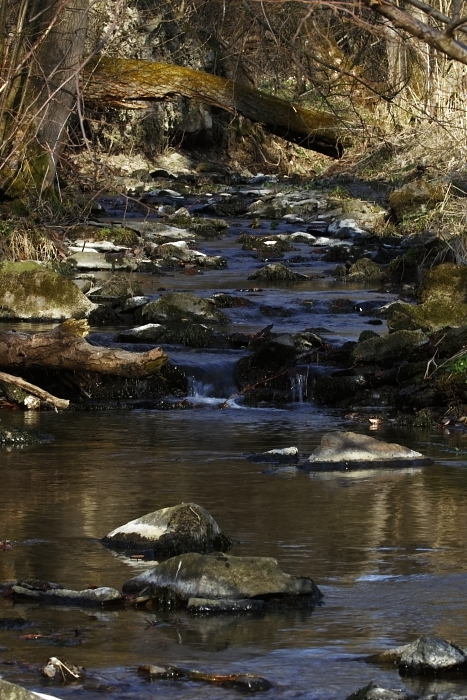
[172, 354, 239, 400]
[289, 365, 310, 403]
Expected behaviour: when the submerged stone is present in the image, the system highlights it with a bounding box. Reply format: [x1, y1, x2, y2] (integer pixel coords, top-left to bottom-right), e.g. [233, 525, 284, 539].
[10, 584, 122, 606]
[122, 552, 322, 609]
[102, 502, 232, 558]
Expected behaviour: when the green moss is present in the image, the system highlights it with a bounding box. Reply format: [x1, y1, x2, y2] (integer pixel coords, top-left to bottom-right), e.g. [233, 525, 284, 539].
[0, 269, 93, 319]
[418, 263, 467, 304]
[169, 216, 228, 239]
[387, 299, 467, 332]
[0, 260, 44, 273]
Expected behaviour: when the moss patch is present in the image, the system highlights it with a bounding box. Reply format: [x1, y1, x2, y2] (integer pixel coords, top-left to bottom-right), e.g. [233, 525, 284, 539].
[0, 269, 95, 320]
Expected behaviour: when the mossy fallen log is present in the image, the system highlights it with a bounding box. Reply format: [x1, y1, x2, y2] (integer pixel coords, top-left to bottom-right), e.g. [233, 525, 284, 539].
[83, 57, 350, 158]
[0, 320, 166, 378]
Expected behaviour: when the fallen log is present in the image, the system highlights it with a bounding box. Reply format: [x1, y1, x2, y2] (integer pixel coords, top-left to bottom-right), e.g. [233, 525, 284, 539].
[83, 57, 351, 158]
[0, 320, 166, 378]
[0, 371, 69, 410]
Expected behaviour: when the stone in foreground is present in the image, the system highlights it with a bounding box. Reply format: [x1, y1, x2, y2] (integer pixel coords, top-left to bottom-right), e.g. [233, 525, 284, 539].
[122, 552, 322, 611]
[345, 681, 417, 700]
[302, 431, 432, 472]
[101, 502, 232, 558]
[0, 678, 62, 700]
[368, 635, 467, 675]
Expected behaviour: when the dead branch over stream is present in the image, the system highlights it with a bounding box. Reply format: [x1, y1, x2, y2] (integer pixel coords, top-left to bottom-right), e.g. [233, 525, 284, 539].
[83, 58, 350, 158]
[0, 320, 166, 378]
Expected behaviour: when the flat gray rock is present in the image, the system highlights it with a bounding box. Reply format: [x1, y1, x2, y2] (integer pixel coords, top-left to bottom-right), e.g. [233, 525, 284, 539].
[11, 585, 122, 606]
[122, 552, 322, 609]
[302, 431, 432, 471]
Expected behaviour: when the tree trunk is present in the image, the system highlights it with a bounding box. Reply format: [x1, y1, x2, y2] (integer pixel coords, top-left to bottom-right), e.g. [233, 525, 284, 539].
[0, 320, 166, 378]
[0, 0, 89, 200]
[83, 57, 350, 158]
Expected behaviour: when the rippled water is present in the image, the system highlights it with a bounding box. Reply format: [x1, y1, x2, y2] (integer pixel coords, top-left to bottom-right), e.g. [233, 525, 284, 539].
[2, 216, 467, 699]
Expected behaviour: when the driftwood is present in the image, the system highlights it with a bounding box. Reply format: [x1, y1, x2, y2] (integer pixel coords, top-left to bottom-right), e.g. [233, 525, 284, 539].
[0, 371, 69, 410]
[83, 57, 351, 158]
[0, 320, 166, 378]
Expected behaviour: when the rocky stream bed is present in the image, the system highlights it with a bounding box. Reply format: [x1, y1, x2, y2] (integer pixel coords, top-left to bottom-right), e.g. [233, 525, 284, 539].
[2, 171, 467, 700]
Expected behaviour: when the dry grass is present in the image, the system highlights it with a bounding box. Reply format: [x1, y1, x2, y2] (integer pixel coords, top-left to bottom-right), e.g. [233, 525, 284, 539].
[0, 221, 60, 262]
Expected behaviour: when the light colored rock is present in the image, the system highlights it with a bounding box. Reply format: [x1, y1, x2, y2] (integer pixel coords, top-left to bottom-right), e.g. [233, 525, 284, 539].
[265, 446, 298, 456]
[67, 251, 137, 271]
[307, 431, 430, 466]
[102, 502, 231, 557]
[0, 679, 62, 700]
[0, 269, 96, 320]
[11, 585, 122, 606]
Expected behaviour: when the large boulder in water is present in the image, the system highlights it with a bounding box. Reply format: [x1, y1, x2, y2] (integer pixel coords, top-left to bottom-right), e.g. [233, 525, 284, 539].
[101, 503, 232, 559]
[302, 431, 432, 471]
[0, 267, 95, 320]
[368, 635, 467, 676]
[122, 552, 323, 610]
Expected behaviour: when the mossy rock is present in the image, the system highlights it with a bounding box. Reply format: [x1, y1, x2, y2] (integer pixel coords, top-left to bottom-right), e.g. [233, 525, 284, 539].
[417, 263, 467, 304]
[347, 257, 383, 281]
[352, 329, 428, 364]
[0, 260, 44, 273]
[0, 269, 95, 320]
[168, 216, 228, 239]
[388, 179, 445, 222]
[385, 254, 419, 284]
[88, 276, 144, 302]
[248, 262, 308, 282]
[387, 299, 467, 332]
[141, 292, 228, 325]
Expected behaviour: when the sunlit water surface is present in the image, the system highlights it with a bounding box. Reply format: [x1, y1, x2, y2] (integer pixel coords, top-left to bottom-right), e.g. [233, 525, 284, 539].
[1, 220, 467, 699]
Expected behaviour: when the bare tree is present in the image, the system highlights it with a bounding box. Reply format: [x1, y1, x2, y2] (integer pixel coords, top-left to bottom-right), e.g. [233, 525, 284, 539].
[0, 0, 125, 203]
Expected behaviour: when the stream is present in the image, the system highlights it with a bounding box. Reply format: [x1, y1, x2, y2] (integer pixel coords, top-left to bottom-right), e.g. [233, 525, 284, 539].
[2, 195, 467, 700]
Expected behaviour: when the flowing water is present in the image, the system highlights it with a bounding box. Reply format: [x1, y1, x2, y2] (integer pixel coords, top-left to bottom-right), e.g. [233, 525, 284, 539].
[1, 212, 467, 700]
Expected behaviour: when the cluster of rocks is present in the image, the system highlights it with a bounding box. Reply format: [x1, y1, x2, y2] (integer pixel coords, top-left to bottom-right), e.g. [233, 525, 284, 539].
[249, 431, 433, 472]
[3, 502, 323, 614]
[0, 172, 466, 418]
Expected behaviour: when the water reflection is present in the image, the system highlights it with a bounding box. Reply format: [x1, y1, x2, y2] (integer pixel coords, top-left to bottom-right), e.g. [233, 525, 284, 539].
[1, 407, 467, 698]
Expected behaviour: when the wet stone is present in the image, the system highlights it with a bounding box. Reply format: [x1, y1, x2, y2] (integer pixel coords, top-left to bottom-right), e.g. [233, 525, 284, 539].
[102, 502, 232, 558]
